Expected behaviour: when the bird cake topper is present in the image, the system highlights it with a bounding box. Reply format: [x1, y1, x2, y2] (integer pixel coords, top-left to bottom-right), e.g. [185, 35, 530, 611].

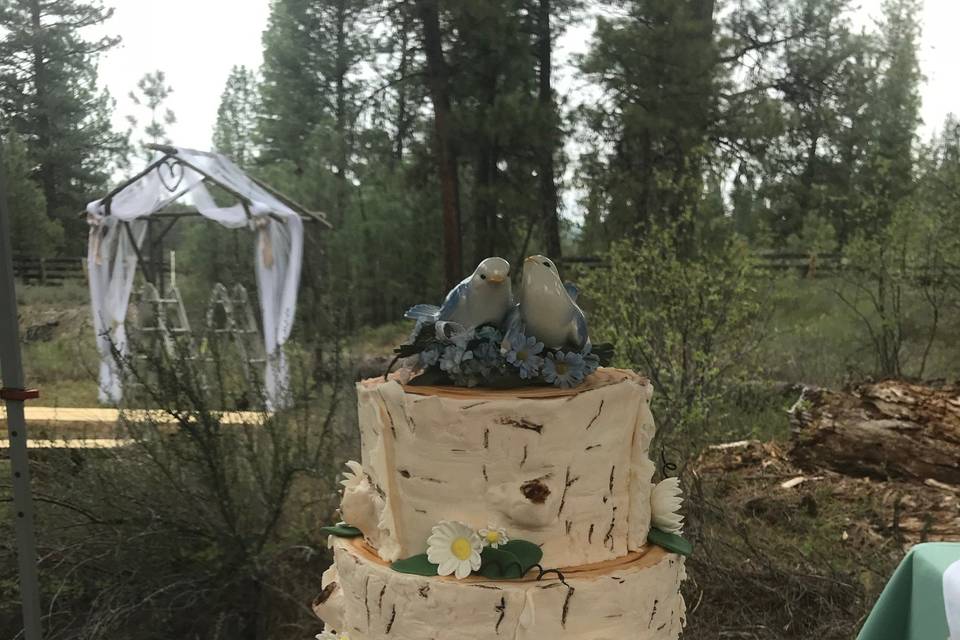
[388, 256, 613, 388]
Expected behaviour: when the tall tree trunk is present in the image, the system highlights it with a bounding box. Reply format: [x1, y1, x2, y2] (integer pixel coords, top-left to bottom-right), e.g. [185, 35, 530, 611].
[675, 0, 717, 257]
[416, 0, 463, 290]
[536, 0, 562, 259]
[473, 61, 497, 265]
[473, 144, 495, 263]
[798, 135, 819, 222]
[30, 0, 54, 218]
[393, 9, 412, 166]
[333, 0, 349, 228]
[691, 0, 716, 31]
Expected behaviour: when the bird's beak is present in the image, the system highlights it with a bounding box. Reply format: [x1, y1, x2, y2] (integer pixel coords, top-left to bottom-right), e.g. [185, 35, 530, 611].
[487, 274, 506, 283]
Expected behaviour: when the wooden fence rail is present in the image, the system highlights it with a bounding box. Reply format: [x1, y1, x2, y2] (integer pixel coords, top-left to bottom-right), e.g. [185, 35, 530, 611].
[12, 256, 168, 286]
[12, 252, 954, 286]
[12, 256, 87, 285]
[557, 252, 844, 276]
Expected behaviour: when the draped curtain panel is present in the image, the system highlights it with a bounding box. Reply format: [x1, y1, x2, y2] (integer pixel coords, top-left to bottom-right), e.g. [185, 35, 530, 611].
[85, 148, 305, 410]
[947, 560, 959, 640]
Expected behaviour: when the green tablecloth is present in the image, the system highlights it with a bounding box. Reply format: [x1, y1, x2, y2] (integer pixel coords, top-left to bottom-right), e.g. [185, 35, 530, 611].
[858, 542, 960, 640]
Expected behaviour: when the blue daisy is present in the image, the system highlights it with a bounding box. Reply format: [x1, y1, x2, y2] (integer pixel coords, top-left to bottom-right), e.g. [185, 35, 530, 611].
[448, 327, 476, 350]
[505, 334, 545, 379]
[440, 344, 473, 374]
[581, 344, 600, 375]
[420, 343, 442, 368]
[471, 340, 501, 375]
[543, 351, 586, 388]
[476, 325, 503, 344]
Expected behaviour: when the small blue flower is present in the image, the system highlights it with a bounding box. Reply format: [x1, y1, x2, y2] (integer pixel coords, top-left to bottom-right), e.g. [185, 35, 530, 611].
[581, 344, 600, 375]
[448, 327, 476, 350]
[476, 325, 503, 344]
[451, 369, 484, 387]
[460, 340, 502, 384]
[474, 340, 499, 363]
[440, 344, 473, 374]
[420, 343, 442, 368]
[543, 351, 586, 388]
[506, 334, 545, 379]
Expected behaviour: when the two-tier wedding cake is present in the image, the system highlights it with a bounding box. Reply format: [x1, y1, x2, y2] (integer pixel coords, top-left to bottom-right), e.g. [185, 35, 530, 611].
[313, 256, 688, 640]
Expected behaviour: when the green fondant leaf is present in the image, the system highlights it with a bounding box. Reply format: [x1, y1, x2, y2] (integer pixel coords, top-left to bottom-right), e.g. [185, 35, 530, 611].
[648, 528, 693, 557]
[478, 547, 525, 579]
[390, 553, 439, 577]
[499, 539, 544, 572]
[319, 523, 363, 538]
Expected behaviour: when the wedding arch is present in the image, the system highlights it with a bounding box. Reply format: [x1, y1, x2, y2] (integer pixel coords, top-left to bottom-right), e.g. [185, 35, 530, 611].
[84, 144, 330, 409]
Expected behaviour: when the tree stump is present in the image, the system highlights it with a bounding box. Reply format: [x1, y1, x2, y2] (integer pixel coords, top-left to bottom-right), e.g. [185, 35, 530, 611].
[789, 380, 960, 485]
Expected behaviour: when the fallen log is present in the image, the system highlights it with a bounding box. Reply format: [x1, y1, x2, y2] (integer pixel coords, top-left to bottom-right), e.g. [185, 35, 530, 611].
[789, 380, 960, 485]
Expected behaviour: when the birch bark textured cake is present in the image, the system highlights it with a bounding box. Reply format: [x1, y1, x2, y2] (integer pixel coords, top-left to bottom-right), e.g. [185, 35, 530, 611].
[313, 256, 689, 640]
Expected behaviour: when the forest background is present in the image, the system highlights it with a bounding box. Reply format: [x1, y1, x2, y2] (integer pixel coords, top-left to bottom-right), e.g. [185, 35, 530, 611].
[2, 0, 960, 638]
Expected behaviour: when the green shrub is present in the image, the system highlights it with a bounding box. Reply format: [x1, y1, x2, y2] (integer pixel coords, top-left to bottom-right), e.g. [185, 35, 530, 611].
[1, 338, 355, 639]
[581, 218, 761, 450]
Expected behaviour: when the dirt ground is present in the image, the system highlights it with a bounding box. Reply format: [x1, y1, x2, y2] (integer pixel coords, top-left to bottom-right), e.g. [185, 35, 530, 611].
[682, 438, 959, 639]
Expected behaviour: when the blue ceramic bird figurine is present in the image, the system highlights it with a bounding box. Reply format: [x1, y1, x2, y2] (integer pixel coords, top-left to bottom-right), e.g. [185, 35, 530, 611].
[517, 255, 589, 350]
[405, 257, 514, 331]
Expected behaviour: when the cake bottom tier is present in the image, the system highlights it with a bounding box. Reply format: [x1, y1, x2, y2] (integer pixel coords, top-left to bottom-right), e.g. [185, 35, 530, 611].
[314, 538, 685, 640]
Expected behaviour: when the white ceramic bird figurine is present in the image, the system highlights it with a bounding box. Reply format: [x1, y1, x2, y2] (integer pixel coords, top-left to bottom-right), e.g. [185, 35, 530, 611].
[405, 257, 514, 330]
[518, 255, 589, 350]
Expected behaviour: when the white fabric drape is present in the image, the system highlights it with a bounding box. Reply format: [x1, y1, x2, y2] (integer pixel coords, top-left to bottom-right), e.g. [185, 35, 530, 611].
[86, 148, 306, 409]
[947, 560, 960, 640]
[86, 211, 147, 404]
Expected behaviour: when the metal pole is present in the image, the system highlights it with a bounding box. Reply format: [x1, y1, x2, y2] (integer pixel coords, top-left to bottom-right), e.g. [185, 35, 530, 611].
[0, 140, 44, 639]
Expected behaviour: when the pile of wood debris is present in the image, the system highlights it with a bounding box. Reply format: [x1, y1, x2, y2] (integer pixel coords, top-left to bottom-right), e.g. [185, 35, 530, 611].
[695, 379, 960, 549]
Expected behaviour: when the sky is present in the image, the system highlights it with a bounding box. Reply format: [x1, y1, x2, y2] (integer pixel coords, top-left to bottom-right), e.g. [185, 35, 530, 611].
[94, 0, 960, 153]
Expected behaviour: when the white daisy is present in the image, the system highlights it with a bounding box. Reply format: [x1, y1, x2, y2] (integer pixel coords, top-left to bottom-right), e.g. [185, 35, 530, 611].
[340, 460, 364, 489]
[315, 628, 349, 640]
[478, 525, 510, 549]
[650, 476, 684, 534]
[426, 521, 483, 579]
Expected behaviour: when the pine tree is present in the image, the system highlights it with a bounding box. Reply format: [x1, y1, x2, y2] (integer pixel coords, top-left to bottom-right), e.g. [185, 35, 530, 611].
[0, 0, 125, 250]
[417, 0, 582, 270]
[212, 66, 259, 168]
[856, 0, 922, 232]
[447, 0, 538, 264]
[2, 131, 62, 257]
[127, 70, 177, 158]
[833, 0, 924, 377]
[258, 0, 369, 223]
[533, 0, 564, 259]
[755, 0, 867, 244]
[578, 0, 718, 247]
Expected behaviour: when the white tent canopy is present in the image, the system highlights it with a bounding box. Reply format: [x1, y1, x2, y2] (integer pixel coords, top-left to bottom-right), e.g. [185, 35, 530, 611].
[85, 145, 329, 409]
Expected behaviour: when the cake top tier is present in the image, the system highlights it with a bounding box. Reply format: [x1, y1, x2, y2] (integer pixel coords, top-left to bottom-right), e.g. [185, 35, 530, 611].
[349, 368, 659, 568]
[368, 367, 644, 400]
[390, 255, 614, 390]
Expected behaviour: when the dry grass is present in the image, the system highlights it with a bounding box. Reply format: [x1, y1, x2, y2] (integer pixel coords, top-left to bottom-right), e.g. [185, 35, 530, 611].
[681, 440, 959, 639]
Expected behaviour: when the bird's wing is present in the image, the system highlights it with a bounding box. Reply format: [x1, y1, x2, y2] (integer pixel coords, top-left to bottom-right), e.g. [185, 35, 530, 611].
[564, 281, 580, 302]
[405, 303, 441, 322]
[572, 311, 590, 351]
[501, 304, 523, 342]
[438, 282, 466, 320]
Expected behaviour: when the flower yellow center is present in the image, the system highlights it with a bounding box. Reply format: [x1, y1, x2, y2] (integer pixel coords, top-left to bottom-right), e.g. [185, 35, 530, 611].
[517, 349, 528, 361]
[450, 537, 472, 560]
[485, 530, 501, 544]
[556, 361, 569, 375]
